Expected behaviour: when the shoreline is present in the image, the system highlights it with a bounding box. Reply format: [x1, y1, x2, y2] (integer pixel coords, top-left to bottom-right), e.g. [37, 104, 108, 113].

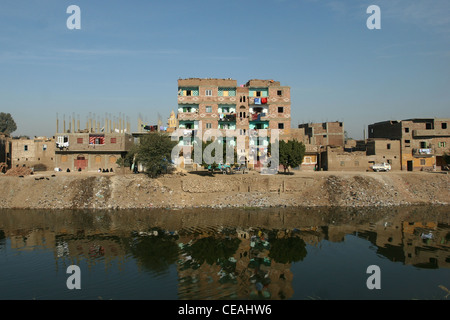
[1, 170, 449, 210]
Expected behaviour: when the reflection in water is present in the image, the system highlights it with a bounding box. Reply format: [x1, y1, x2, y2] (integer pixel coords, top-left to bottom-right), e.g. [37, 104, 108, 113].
[0, 206, 449, 299]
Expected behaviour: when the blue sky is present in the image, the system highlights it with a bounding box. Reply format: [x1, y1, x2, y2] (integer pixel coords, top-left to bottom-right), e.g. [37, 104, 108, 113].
[1, 0, 449, 139]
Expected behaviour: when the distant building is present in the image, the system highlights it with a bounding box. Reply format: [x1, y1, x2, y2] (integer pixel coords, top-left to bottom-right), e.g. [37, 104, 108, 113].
[368, 118, 450, 171]
[298, 121, 345, 147]
[11, 136, 55, 171]
[167, 110, 178, 133]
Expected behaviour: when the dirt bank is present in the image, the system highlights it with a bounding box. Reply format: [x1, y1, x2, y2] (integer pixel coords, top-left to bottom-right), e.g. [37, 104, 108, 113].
[0, 170, 449, 209]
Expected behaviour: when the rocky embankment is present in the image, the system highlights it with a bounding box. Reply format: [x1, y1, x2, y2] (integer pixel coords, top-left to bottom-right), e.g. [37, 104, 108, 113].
[0, 171, 449, 210]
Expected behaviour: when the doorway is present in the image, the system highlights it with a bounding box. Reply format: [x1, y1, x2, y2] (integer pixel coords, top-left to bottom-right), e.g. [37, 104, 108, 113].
[407, 161, 413, 171]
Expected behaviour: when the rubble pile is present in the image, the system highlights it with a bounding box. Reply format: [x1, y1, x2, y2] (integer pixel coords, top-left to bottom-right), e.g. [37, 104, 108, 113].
[5, 167, 33, 176]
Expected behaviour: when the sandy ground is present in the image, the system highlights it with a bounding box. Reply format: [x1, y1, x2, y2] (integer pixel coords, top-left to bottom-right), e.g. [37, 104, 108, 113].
[0, 169, 449, 209]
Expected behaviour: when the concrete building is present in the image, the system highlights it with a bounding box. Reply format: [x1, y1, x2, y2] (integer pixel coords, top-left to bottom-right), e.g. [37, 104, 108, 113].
[55, 115, 134, 172]
[11, 136, 56, 171]
[368, 118, 450, 171]
[176, 78, 291, 169]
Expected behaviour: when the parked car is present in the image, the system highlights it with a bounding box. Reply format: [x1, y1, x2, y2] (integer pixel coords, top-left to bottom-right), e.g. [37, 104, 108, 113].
[371, 162, 391, 172]
[207, 163, 232, 174]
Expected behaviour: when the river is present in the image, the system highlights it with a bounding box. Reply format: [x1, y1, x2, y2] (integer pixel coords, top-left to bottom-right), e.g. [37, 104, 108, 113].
[0, 206, 449, 300]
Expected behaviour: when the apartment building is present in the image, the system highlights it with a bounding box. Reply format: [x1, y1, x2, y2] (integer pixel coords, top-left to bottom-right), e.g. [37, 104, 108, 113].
[368, 118, 450, 171]
[176, 78, 291, 167]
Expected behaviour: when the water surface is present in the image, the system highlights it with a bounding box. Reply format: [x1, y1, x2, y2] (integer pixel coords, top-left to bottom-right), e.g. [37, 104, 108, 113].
[0, 206, 449, 300]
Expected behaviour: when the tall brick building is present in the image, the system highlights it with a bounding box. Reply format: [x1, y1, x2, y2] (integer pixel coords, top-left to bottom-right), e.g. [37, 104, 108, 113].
[177, 78, 291, 133]
[176, 78, 291, 167]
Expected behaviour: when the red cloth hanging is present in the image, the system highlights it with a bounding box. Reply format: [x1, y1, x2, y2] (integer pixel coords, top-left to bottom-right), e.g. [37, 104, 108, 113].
[261, 98, 268, 104]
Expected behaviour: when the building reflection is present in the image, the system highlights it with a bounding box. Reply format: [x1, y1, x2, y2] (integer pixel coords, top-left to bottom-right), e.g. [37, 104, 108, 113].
[0, 206, 448, 299]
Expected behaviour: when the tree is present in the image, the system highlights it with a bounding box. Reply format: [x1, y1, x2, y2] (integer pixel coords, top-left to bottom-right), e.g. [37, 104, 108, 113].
[279, 139, 306, 173]
[0, 113, 17, 135]
[136, 132, 178, 178]
[269, 236, 307, 264]
[117, 143, 139, 168]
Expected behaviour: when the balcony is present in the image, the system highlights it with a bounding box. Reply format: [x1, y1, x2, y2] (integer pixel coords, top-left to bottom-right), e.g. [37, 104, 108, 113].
[413, 129, 449, 138]
[249, 113, 268, 122]
[412, 148, 434, 157]
[218, 114, 236, 122]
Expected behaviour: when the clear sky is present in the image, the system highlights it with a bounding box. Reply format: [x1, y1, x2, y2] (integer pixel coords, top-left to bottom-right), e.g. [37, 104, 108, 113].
[1, 0, 449, 139]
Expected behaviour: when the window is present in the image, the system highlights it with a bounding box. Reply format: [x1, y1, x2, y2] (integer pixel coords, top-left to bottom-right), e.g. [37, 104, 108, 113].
[387, 143, 391, 150]
[205, 106, 212, 113]
[387, 159, 392, 164]
[420, 159, 426, 165]
[111, 138, 117, 144]
[256, 91, 261, 97]
[277, 90, 282, 96]
[278, 107, 284, 113]
[89, 134, 105, 145]
[43, 144, 47, 151]
[420, 141, 427, 148]
[205, 89, 212, 96]
[95, 156, 102, 164]
[206, 123, 212, 129]
[405, 128, 409, 133]
[439, 142, 446, 148]
[278, 123, 284, 129]
[426, 123, 432, 130]
[218, 88, 236, 96]
[186, 90, 192, 96]
[61, 155, 68, 163]
[77, 138, 83, 144]
[24, 145, 28, 151]
[405, 139, 410, 144]
[442, 123, 448, 129]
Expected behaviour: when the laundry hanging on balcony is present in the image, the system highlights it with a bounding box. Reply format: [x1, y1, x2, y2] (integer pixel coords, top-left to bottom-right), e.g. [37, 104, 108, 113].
[261, 98, 268, 104]
[254, 98, 261, 105]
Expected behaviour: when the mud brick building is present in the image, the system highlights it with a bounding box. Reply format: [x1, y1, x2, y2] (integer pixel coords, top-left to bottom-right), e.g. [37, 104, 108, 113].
[11, 136, 55, 172]
[298, 121, 345, 147]
[296, 121, 345, 171]
[368, 118, 450, 171]
[322, 139, 401, 171]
